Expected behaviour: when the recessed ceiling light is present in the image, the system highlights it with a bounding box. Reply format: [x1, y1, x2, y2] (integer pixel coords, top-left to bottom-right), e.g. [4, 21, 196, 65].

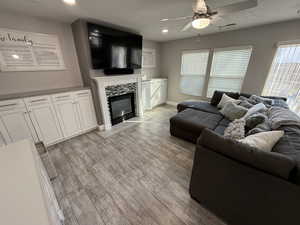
[63, 0, 76, 5]
[12, 54, 20, 59]
[162, 29, 169, 34]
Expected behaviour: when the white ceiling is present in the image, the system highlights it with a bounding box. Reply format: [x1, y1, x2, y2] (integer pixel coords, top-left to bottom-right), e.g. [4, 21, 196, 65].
[0, 0, 300, 42]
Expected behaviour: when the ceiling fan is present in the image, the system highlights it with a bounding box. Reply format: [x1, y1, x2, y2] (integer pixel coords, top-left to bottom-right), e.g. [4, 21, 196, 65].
[160, 0, 258, 32]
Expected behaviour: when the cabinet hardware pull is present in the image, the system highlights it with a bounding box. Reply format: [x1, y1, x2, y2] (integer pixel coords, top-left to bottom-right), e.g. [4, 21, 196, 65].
[0, 103, 17, 108]
[56, 95, 69, 99]
[30, 99, 47, 103]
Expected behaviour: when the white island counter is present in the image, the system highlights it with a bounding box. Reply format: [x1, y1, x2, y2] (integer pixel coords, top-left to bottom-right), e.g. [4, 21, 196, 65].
[0, 140, 63, 225]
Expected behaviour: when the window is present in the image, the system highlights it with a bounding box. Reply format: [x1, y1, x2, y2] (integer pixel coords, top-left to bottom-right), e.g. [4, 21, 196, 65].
[180, 50, 209, 96]
[262, 42, 300, 114]
[207, 46, 252, 97]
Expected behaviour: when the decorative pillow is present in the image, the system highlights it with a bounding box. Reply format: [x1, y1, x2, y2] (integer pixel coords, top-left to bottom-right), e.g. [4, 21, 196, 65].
[217, 94, 241, 109]
[243, 103, 267, 119]
[220, 102, 248, 121]
[249, 95, 274, 106]
[245, 113, 267, 129]
[224, 119, 246, 140]
[239, 130, 284, 151]
[239, 100, 254, 109]
[210, 91, 239, 106]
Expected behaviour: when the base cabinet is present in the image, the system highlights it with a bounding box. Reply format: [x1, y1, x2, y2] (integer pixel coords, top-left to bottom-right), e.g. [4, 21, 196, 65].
[75, 91, 98, 131]
[0, 89, 97, 147]
[0, 100, 38, 144]
[142, 79, 168, 111]
[53, 93, 82, 139]
[24, 96, 64, 146]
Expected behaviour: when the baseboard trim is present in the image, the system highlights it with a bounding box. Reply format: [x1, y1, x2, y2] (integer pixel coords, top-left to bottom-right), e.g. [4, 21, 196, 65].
[166, 101, 178, 106]
[98, 125, 105, 131]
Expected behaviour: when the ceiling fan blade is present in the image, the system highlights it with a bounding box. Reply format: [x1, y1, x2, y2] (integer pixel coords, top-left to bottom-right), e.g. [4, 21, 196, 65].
[216, 0, 258, 16]
[181, 21, 193, 32]
[194, 0, 207, 13]
[160, 16, 192, 22]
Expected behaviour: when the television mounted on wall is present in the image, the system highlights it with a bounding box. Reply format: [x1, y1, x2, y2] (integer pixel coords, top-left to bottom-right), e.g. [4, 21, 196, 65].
[87, 22, 143, 75]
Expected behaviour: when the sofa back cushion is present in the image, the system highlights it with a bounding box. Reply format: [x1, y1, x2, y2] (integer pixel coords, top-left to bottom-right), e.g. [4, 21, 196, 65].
[210, 91, 239, 106]
[198, 129, 296, 180]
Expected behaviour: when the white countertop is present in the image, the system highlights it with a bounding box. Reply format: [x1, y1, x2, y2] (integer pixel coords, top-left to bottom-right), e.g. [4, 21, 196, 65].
[0, 140, 52, 225]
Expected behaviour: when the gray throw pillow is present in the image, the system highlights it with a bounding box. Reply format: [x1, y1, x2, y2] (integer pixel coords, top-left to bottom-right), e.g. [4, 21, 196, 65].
[220, 102, 248, 121]
[246, 113, 267, 129]
[249, 95, 273, 107]
[239, 100, 254, 109]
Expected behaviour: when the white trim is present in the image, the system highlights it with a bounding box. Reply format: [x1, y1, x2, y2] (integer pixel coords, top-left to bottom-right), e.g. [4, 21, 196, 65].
[98, 125, 105, 131]
[166, 101, 178, 106]
[93, 74, 143, 131]
[277, 39, 300, 47]
[213, 45, 253, 52]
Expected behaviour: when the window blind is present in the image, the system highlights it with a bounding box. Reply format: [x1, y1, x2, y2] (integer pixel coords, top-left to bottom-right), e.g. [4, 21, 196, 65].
[207, 47, 252, 97]
[180, 50, 209, 96]
[262, 43, 300, 114]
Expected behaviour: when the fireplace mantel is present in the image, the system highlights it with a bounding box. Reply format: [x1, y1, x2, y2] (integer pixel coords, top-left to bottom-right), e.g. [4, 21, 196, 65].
[93, 74, 143, 130]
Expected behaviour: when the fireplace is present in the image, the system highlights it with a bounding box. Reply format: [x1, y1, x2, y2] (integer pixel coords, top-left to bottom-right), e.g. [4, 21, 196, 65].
[108, 93, 136, 125]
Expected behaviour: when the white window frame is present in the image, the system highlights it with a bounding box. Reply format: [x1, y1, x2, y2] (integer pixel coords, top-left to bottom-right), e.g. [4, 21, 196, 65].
[206, 45, 253, 97]
[180, 49, 210, 97]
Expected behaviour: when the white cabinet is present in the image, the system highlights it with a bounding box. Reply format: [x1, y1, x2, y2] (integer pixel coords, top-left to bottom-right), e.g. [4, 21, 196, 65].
[0, 89, 97, 147]
[142, 79, 168, 111]
[24, 96, 63, 146]
[142, 82, 151, 110]
[0, 120, 7, 147]
[74, 90, 97, 132]
[0, 99, 38, 144]
[52, 90, 97, 139]
[52, 93, 82, 139]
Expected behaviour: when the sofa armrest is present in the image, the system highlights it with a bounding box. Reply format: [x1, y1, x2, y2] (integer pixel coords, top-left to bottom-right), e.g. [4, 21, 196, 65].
[197, 129, 296, 180]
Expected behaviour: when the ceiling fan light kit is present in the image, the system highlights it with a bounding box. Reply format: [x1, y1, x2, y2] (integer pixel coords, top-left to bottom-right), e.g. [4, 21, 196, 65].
[159, 0, 258, 33]
[192, 17, 211, 29]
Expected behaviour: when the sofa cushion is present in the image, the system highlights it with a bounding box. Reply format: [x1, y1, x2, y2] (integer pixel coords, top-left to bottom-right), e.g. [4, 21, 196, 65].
[170, 109, 223, 134]
[210, 91, 239, 106]
[272, 125, 300, 184]
[198, 129, 296, 180]
[177, 101, 220, 114]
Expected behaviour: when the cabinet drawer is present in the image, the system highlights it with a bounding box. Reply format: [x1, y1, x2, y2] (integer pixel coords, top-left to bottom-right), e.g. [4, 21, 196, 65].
[74, 90, 91, 98]
[51, 93, 73, 103]
[0, 99, 25, 112]
[24, 95, 52, 107]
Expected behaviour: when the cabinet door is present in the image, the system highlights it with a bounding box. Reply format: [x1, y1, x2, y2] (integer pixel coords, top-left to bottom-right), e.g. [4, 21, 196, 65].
[160, 80, 168, 104]
[25, 96, 63, 146]
[52, 94, 81, 138]
[151, 80, 162, 108]
[0, 108, 38, 144]
[142, 82, 151, 110]
[0, 120, 7, 147]
[75, 91, 97, 132]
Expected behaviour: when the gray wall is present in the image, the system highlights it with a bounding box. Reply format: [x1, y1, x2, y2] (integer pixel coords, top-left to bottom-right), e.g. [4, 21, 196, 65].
[0, 12, 83, 95]
[161, 19, 300, 103]
[142, 40, 161, 79]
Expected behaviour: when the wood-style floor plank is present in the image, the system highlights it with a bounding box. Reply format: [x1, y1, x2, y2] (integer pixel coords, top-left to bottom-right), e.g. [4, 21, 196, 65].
[48, 105, 226, 225]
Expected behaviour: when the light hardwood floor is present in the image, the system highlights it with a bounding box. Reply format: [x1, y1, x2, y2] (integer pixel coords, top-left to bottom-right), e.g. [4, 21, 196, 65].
[49, 105, 226, 225]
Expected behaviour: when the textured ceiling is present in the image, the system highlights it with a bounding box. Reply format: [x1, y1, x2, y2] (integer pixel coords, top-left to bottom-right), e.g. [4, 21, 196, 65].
[0, 0, 300, 41]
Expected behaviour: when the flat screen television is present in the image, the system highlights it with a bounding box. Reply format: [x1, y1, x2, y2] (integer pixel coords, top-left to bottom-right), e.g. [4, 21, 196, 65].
[87, 22, 143, 75]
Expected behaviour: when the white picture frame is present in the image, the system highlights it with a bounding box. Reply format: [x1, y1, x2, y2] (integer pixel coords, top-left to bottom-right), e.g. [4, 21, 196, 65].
[142, 48, 156, 68]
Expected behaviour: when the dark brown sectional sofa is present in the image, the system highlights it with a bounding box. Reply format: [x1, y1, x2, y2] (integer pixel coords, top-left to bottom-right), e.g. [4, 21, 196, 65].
[170, 91, 300, 225]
